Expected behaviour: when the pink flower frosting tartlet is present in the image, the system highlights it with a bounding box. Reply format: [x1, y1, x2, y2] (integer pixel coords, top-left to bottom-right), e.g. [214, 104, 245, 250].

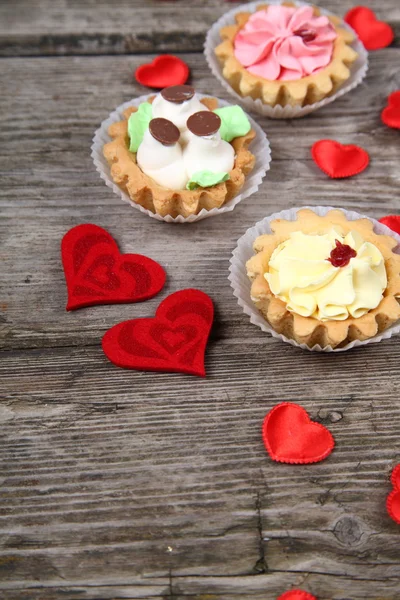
[215, 2, 359, 107]
[234, 5, 337, 81]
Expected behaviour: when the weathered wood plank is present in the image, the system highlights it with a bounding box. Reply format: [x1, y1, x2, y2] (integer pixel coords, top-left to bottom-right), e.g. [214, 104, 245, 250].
[1, 343, 400, 598]
[3, 573, 400, 600]
[0, 52, 399, 351]
[0, 0, 399, 55]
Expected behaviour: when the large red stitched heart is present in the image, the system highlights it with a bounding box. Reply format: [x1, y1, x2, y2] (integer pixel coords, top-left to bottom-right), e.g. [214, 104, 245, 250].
[135, 55, 189, 88]
[381, 91, 400, 129]
[344, 7, 394, 51]
[311, 140, 369, 178]
[277, 591, 317, 600]
[378, 215, 400, 236]
[386, 464, 400, 525]
[61, 224, 166, 311]
[262, 403, 335, 464]
[102, 289, 214, 377]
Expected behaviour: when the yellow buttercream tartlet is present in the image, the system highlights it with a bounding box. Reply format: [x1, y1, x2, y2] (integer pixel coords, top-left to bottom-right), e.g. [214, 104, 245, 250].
[266, 228, 387, 322]
[246, 209, 400, 349]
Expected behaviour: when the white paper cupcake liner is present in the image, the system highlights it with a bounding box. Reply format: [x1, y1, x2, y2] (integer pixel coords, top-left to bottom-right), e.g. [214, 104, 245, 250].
[91, 93, 271, 223]
[229, 206, 400, 352]
[204, 0, 368, 119]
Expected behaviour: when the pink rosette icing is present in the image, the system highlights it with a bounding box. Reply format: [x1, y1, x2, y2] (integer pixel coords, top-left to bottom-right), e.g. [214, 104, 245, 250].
[233, 5, 337, 81]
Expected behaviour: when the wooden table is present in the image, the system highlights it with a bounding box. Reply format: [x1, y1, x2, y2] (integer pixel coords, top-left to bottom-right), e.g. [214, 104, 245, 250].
[1, 1, 399, 598]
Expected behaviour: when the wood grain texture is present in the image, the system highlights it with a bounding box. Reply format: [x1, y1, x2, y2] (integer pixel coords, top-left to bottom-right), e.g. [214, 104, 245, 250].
[1, 344, 400, 599]
[1, 1, 400, 598]
[0, 0, 399, 56]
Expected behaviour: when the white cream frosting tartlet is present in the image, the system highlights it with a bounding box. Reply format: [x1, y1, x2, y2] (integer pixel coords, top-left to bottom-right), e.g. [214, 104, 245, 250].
[137, 87, 236, 189]
[102, 86, 257, 218]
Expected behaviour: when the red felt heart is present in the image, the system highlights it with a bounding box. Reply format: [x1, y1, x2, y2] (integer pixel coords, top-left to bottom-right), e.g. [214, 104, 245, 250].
[102, 289, 213, 377]
[311, 140, 369, 178]
[262, 403, 335, 464]
[344, 7, 394, 51]
[135, 55, 189, 88]
[381, 91, 400, 129]
[61, 224, 166, 311]
[386, 464, 400, 525]
[378, 215, 400, 236]
[277, 591, 317, 600]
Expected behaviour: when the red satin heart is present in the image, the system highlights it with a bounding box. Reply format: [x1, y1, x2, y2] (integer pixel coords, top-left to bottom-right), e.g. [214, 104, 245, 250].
[135, 55, 189, 88]
[262, 403, 335, 464]
[61, 224, 166, 311]
[381, 91, 400, 129]
[344, 7, 394, 51]
[277, 591, 317, 600]
[387, 464, 400, 525]
[311, 140, 369, 178]
[102, 289, 213, 377]
[378, 215, 400, 236]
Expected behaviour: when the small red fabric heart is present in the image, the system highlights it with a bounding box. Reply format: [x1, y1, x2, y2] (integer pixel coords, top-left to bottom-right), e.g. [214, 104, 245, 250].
[61, 224, 166, 311]
[344, 7, 394, 51]
[381, 91, 400, 129]
[311, 140, 369, 178]
[378, 215, 400, 236]
[278, 591, 317, 600]
[262, 403, 335, 464]
[102, 289, 213, 377]
[386, 464, 400, 525]
[135, 55, 189, 88]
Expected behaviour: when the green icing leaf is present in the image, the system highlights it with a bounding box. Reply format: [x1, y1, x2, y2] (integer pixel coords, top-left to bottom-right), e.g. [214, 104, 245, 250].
[127, 102, 153, 153]
[213, 105, 251, 143]
[186, 171, 230, 191]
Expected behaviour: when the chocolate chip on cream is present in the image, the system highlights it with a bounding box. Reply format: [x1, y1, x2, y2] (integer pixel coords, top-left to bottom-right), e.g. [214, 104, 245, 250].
[186, 111, 221, 137]
[149, 118, 180, 146]
[161, 85, 195, 104]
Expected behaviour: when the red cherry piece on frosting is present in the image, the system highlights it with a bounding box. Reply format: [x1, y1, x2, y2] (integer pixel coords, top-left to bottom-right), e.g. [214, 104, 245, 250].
[135, 55, 189, 88]
[277, 591, 317, 600]
[344, 7, 394, 51]
[311, 140, 369, 179]
[387, 464, 400, 525]
[328, 240, 357, 268]
[293, 28, 317, 43]
[102, 289, 214, 377]
[61, 224, 166, 311]
[379, 216, 400, 236]
[381, 91, 400, 129]
[262, 403, 335, 465]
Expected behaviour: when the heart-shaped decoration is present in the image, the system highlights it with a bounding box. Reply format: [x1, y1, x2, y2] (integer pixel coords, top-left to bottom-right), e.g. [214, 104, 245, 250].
[378, 215, 400, 236]
[62, 224, 166, 310]
[135, 55, 189, 88]
[102, 289, 214, 377]
[344, 7, 394, 51]
[262, 403, 335, 464]
[387, 464, 400, 525]
[381, 91, 400, 129]
[277, 591, 317, 600]
[311, 140, 369, 178]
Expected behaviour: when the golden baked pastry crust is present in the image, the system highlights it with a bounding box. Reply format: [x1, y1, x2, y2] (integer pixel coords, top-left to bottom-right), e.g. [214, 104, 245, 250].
[215, 2, 358, 107]
[103, 97, 256, 218]
[246, 209, 400, 348]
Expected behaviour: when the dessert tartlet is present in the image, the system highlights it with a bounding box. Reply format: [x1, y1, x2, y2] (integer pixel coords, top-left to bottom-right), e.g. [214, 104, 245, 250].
[246, 209, 400, 349]
[215, 2, 359, 108]
[103, 85, 256, 218]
